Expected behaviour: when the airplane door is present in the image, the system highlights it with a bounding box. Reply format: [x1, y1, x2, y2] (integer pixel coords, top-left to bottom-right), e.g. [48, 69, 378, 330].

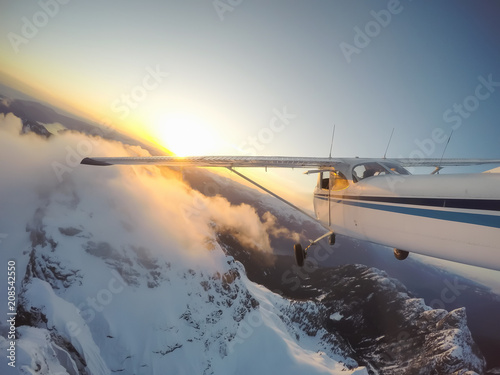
[329, 171, 347, 231]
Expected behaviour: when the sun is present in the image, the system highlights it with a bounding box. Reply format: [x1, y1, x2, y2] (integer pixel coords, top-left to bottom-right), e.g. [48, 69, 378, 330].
[152, 112, 224, 156]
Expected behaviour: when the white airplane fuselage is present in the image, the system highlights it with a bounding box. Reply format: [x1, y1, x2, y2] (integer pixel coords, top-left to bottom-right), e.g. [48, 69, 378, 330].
[80, 154, 500, 271]
[313, 166, 500, 271]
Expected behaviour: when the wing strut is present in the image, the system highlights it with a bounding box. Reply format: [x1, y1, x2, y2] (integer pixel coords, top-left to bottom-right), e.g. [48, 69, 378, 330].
[227, 167, 330, 231]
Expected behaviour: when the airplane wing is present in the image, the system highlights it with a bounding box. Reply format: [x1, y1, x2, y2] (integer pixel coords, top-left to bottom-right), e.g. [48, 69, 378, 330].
[81, 156, 344, 168]
[81, 156, 500, 168]
[386, 158, 500, 167]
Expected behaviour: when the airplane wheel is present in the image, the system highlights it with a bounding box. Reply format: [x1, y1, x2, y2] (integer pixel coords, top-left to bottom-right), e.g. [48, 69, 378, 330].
[294, 243, 305, 267]
[329, 233, 336, 246]
[394, 248, 409, 261]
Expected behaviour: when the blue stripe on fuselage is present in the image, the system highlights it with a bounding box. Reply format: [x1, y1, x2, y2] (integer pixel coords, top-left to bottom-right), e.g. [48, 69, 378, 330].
[313, 195, 500, 229]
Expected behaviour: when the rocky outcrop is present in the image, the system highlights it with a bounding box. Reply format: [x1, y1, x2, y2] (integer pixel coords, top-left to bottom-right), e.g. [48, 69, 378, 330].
[221, 238, 487, 374]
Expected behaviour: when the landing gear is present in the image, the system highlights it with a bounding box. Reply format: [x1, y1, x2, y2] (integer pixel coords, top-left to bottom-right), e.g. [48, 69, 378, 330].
[294, 231, 335, 267]
[294, 243, 305, 267]
[394, 248, 409, 260]
[329, 233, 336, 246]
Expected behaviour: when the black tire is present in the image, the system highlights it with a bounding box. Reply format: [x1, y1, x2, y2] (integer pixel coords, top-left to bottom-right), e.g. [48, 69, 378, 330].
[394, 248, 409, 260]
[329, 233, 336, 246]
[294, 243, 305, 267]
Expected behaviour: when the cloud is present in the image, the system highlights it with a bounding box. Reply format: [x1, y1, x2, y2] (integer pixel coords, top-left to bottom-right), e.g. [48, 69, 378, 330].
[262, 211, 301, 243]
[0, 113, 297, 270]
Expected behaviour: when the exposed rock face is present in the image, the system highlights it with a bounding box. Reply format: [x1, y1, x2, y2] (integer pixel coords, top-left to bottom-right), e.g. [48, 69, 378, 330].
[23, 248, 83, 290]
[21, 118, 52, 138]
[317, 265, 486, 373]
[220, 236, 487, 374]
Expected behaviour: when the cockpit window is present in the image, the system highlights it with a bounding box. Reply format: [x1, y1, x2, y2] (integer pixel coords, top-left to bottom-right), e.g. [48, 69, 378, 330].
[352, 162, 410, 183]
[318, 171, 349, 191]
[381, 162, 410, 175]
[352, 163, 388, 182]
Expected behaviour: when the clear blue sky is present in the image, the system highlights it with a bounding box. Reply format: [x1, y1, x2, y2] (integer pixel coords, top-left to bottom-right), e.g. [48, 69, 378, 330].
[1, 0, 499, 165]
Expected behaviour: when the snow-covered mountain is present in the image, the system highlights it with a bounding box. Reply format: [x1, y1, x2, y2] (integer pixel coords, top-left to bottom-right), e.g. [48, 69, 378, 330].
[0, 105, 489, 374]
[220, 235, 487, 373]
[0, 112, 368, 374]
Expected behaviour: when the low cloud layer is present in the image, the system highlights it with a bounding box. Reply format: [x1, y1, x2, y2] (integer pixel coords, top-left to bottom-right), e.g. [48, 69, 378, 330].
[0, 113, 297, 270]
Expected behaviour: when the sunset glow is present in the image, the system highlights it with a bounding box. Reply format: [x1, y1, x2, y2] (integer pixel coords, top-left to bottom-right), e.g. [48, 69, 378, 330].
[152, 112, 226, 156]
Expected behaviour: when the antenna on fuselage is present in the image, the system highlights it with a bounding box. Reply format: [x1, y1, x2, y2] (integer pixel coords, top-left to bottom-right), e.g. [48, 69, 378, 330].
[383, 128, 395, 159]
[328, 125, 335, 159]
[432, 130, 454, 174]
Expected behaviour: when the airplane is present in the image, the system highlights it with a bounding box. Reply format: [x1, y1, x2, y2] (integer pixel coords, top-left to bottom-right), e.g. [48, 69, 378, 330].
[81, 155, 500, 272]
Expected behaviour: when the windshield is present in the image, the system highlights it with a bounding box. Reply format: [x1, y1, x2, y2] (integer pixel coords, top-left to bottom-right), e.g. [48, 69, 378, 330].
[352, 162, 410, 183]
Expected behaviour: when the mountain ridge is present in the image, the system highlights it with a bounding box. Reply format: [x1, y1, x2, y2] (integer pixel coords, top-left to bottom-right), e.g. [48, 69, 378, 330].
[0, 95, 492, 374]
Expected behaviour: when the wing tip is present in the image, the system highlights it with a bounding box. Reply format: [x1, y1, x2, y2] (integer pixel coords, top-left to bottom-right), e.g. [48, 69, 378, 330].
[81, 157, 112, 166]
